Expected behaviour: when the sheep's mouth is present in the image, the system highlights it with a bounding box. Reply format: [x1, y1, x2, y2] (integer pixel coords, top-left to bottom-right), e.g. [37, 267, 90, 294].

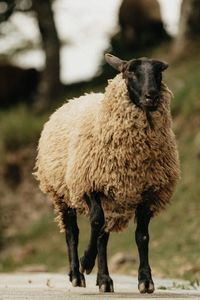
[129, 91, 159, 112]
[134, 101, 159, 112]
[144, 104, 159, 112]
[142, 98, 160, 112]
[139, 101, 159, 112]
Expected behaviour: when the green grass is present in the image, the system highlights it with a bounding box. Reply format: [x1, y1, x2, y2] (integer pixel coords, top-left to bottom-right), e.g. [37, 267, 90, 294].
[0, 105, 48, 157]
[167, 57, 200, 118]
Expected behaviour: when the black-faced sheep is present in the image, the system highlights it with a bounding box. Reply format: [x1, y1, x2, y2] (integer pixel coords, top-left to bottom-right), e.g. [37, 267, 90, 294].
[34, 54, 180, 294]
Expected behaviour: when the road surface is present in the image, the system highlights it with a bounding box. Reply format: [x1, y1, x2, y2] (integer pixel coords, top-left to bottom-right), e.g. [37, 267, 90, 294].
[0, 273, 199, 300]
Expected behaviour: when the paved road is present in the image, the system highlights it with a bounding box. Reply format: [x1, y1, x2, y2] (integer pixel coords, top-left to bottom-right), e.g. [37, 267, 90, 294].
[0, 273, 199, 300]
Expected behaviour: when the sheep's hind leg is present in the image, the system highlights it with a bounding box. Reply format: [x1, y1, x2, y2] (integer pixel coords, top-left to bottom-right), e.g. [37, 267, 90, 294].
[80, 192, 113, 292]
[135, 202, 154, 294]
[62, 206, 85, 287]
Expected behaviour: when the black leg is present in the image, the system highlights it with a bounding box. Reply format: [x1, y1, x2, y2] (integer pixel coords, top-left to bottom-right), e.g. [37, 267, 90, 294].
[62, 206, 85, 287]
[80, 192, 113, 292]
[97, 231, 114, 292]
[135, 203, 154, 294]
[80, 192, 104, 274]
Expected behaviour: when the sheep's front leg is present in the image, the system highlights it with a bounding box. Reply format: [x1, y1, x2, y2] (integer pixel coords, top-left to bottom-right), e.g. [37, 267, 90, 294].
[80, 192, 113, 292]
[135, 203, 154, 294]
[62, 206, 85, 287]
[80, 193, 102, 274]
[96, 230, 114, 292]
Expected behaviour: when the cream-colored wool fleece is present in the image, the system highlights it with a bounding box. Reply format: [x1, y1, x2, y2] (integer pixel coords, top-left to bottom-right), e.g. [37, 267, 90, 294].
[35, 74, 180, 232]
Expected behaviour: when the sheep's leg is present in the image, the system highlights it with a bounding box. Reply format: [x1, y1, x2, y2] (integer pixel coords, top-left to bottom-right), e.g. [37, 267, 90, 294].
[62, 206, 86, 287]
[96, 231, 114, 292]
[135, 203, 154, 294]
[80, 192, 113, 292]
[80, 192, 103, 274]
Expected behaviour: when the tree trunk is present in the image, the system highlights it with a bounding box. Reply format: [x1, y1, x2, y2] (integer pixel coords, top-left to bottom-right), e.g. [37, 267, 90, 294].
[32, 0, 62, 112]
[174, 0, 200, 57]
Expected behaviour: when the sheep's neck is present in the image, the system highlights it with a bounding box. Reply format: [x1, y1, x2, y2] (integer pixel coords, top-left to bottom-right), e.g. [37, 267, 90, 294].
[103, 74, 171, 136]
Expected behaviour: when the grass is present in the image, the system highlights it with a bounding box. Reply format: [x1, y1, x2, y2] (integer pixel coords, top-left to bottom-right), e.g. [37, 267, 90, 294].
[0, 105, 48, 160]
[0, 54, 200, 283]
[167, 57, 200, 118]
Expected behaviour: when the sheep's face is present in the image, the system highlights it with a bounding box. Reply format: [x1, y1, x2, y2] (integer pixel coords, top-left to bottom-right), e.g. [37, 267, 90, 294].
[123, 58, 168, 111]
[105, 54, 168, 112]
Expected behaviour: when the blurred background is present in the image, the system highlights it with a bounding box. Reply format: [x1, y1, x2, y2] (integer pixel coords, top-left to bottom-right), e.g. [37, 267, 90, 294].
[0, 0, 199, 283]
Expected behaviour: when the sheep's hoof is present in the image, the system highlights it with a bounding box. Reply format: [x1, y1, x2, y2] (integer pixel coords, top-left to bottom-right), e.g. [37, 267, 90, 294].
[69, 272, 86, 288]
[138, 280, 154, 294]
[97, 274, 114, 293]
[80, 255, 95, 274]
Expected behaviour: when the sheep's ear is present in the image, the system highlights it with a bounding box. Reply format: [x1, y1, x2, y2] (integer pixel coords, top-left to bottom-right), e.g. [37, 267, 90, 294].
[105, 53, 127, 73]
[160, 61, 168, 71]
[153, 60, 169, 72]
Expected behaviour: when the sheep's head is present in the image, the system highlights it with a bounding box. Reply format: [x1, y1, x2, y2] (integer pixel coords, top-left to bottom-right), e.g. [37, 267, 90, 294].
[105, 53, 168, 112]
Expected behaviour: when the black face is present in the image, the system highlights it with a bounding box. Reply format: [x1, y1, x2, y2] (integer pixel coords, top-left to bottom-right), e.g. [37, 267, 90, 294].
[105, 54, 168, 112]
[123, 59, 167, 111]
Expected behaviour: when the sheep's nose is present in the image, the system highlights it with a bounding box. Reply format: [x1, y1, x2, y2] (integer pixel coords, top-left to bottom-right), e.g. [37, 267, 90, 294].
[145, 94, 153, 105]
[145, 94, 159, 105]
[145, 94, 151, 100]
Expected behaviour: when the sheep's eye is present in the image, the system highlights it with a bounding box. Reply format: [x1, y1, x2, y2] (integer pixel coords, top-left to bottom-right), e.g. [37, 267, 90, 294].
[124, 71, 132, 79]
[128, 72, 136, 79]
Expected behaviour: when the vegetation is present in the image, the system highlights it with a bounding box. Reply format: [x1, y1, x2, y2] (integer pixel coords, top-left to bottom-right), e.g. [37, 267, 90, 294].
[0, 52, 200, 284]
[0, 105, 47, 155]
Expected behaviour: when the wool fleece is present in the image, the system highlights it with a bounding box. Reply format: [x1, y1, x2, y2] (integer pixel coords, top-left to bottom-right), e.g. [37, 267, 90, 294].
[35, 74, 180, 232]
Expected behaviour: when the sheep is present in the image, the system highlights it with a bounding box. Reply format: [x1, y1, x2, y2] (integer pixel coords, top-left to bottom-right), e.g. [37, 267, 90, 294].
[34, 54, 180, 294]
